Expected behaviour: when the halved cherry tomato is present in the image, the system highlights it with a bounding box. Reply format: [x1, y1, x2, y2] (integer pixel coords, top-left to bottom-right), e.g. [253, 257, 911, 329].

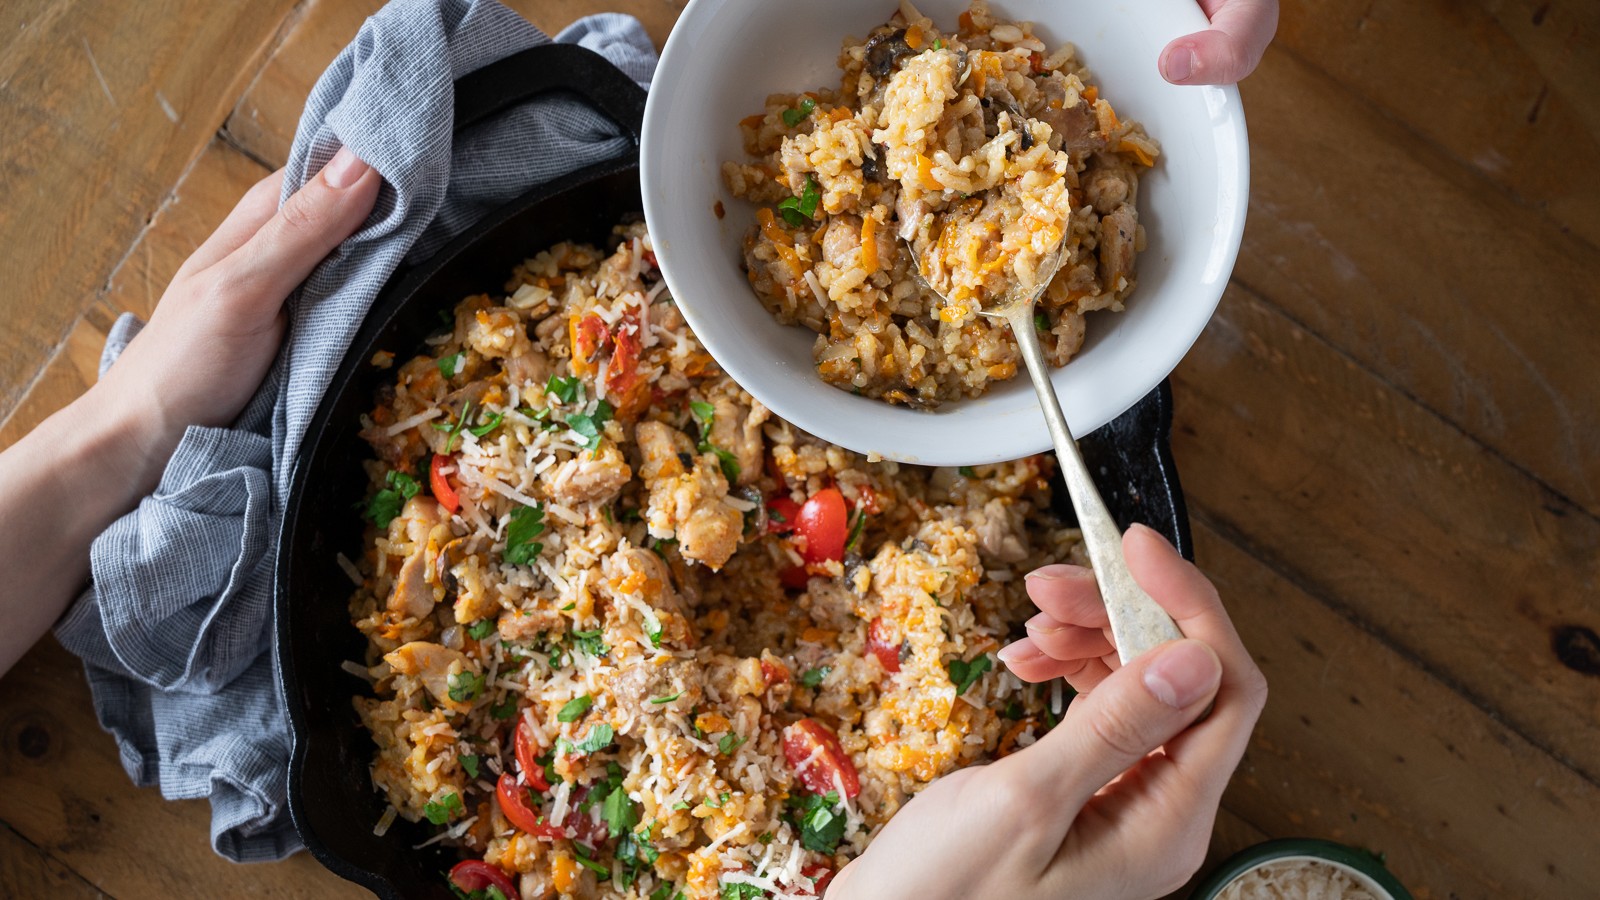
[563, 785, 608, 847]
[779, 565, 809, 590]
[761, 659, 790, 689]
[449, 860, 518, 900]
[782, 718, 860, 798]
[497, 772, 563, 838]
[514, 718, 551, 792]
[572, 313, 610, 366]
[866, 618, 901, 674]
[796, 487, 847, 563]
[430, 453, 460, 513]
[801, 865, 835, 894]
[767, 496, 801, 534]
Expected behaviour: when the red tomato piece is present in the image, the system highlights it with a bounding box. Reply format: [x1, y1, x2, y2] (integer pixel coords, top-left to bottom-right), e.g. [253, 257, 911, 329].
[779, 565, 809, 590]
[430, 453, 460, 513]
[513, 718, 551, 792]
[605, 317, 645, 411]
[796, 487, 847, 563]
[563, 785, 608, 847]
[573, 313, 610, 364]
[496, 772, 563, 838]
[782, 718, 860, 798]
[760, 659, 790, 689]
[866, 618, 901, 674]
[449, 860, 518, 900]
[767, 496, 801, 534]
[801, 865, 835, 894]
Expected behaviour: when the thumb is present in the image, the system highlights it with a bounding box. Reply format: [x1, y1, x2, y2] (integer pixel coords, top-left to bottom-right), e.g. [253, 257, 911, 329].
[216, 145, 381, 310]
[1026, 639, 1222, 812]
[1160, 0, 1279, 85]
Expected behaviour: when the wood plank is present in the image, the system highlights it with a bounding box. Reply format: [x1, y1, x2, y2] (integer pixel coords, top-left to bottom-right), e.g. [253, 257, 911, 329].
[0, 0, 299, 421]
[0, 822, 107, 900]
[1170, 280, 1600, 782]
[0, 140, 270, 452]
[1235, 46, 1600, 518]
[1194, 521, 1599, 899]
[224, 0, 686, 169]
[1276, 0, 1600, 248]
[0, 638, 366, 899]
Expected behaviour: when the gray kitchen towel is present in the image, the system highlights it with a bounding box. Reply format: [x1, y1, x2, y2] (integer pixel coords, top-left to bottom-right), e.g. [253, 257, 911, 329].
[54, 0, 656, 862]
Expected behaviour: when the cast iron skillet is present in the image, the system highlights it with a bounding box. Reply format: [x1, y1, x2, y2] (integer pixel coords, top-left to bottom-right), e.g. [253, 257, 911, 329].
[275, 42, 1191, 900]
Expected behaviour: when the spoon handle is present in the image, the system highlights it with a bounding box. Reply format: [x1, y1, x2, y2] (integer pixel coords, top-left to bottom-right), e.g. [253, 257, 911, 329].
[1008, 307, 1185, 663]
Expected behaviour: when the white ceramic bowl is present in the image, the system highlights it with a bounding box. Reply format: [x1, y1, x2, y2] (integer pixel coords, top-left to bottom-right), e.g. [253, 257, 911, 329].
[641, 0, 1248, 465]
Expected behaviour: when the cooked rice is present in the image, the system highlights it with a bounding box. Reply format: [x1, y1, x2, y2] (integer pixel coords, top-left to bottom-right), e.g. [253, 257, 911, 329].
[723, 0, 1159, 408]
[348, 221, 1086, 899]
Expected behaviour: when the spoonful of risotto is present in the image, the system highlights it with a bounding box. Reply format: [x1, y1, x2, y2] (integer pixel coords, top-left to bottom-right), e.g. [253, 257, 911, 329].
[906, 215, 1182, 663]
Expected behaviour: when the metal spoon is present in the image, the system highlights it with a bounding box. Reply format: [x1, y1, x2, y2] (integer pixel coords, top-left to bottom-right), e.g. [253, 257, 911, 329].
[908, 237, 1183, 663]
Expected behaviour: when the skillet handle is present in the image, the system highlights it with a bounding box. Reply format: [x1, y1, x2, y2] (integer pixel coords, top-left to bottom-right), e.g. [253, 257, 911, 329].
[452, 42, 646, 144]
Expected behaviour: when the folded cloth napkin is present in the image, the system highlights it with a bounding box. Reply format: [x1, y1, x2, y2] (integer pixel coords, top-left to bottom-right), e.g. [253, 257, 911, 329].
[55, 0, 656, 863]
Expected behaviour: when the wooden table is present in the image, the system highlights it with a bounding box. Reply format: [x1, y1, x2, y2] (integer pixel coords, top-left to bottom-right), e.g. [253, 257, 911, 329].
[1, 1, 1596, 897]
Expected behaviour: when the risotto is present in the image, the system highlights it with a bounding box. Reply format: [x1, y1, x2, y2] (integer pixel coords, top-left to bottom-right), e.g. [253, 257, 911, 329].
[346, 222, 1084, 900]
[723, 0, 1159, 408]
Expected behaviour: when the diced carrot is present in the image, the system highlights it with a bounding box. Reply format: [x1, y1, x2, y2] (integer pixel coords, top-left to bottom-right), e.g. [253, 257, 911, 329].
[829, 106, 851, 122]
[740, 114, 765, 129]
[958, 10, 975, 31]
[1119, 140, 1155, 168]
[860, 216, 879, 274]
[1083, 85, 1099, 103]
[905, 24, 924, 49]
[1030, 51, 1044, 74]
[915, 153, 939, 190]
[552, 853, 578, 893]
[757, 207, 804, 277]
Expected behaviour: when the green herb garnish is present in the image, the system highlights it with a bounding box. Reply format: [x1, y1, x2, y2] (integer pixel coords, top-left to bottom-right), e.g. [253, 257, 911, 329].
[468, 411, 503, 438]
[546, 374, 582, 404]
[423, 791, 463, 824]
[1035, 311, 1050, 333]
[602, 785, 640, 837]
[491, 694, 518, 720]
[504, 503, 547, 566]
[787, 790, 846, 853]
[558, 695, 593, 723]
[800, 666, 830, 688]
[365, 469, 421, 527]
[460, 754, 481, 779]
[437, 353, 463, 378]
[571, 629, 609, 658]
[947, 654, 994, 696]
[718, 733, 747, 755]
[650, 692, 680, 705]
[721, 883, 765, 900]
[566, 399, 615, 452]
[560, 722, 615, 756]
[958, 465, 977, 478]
[781, 97, 816, 127]
[465, 619, 496, 641]
[447, 670, 485, 703]
[777, 175, 822, 227]
[844, 508, 866, 554]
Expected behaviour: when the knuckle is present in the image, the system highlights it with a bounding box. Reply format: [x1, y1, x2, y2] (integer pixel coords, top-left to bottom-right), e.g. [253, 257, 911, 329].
[1088, 697, 1155, 759]
[276, 190, 329, 236]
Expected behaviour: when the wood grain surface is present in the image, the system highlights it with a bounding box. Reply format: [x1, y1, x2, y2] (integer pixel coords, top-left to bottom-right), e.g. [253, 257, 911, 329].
[0, 1, 1595, 898]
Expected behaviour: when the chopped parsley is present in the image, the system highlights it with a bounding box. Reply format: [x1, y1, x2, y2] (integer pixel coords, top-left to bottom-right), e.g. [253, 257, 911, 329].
[566, 398, 615, 452]
[490, 694, 518, 720]
[958, 465, 977, 478]
[504, 503, 547, 566]
[570, 629, 609, 658]
[718, 733, 747, 755]
[571, 842, 610, 879]
[844, 508, 867, 554]
[1035, 311, 1050, 334]
[557, 695, 593, 723]
[437, 352, 463, 378]
[776, 175, 822, 227]
[616, 827, 660, 889]
[545, 374, 582, 405]
[468, 411, 503, 437]
[799, 666, 830, 688]
[649, 884, 686, 900]
[1002, 701, 1024, 720]
[560, 723, 615, 756]
[687, 400, 740, 481]
[645, 616, 664, 648]
[465, 619, 497, 641]
[720, 883, 765, 900]
[671, 801, 691, 811]
[781, 97, 816, 127]
[365, 469, 421, 527]
[649, 692, 681, 705]
[448, 883, 508, 900]
[561, 602, 576, 611]
[447, 670, 485, 703]
[689, 400, 716, 425]
[459, 754, 481, 779]
[948, 653, 994, 696]
[787, 790, 845, 854]
[423, 791, 463, 824]
[432, 400, 475, 452]
[602, 785, 640, 837]
[933, 38, 945, 50]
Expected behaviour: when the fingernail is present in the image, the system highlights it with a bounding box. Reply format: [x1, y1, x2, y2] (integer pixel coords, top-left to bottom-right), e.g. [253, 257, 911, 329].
[1025, 564, 1095, 582]
[1165, 46, 1198, 83]
[322, 145, 369, 189]
[997, 642, 1042, 666]
[1142, 640, 1219, 708]
[1025, 612, 1064, 635]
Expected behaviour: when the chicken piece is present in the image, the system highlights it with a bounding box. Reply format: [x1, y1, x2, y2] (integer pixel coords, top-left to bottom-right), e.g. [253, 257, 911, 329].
[610, 657, 703, 734]
[542, 443, 632, 506]
[497, 605, 567, 641]
[708, 394, 769, 487]
[505, 345, 551, 390]
[636, 420, 744, 569]
[1082, 154, 1135, 215]
[385, 497, 446, 619]
[1098, 203, 1138, 290]
[1036, 79, 1106, 155]
[601, 547, 687, 618]
[972, 497, 1029, 564]
[384, 641, 478, 713]
[821, 217, 863, 271]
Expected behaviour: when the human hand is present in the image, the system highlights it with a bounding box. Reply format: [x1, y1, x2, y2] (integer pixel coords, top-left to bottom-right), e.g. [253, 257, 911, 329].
[90, 146, 380, 493]
[825, 525, 1267, 900]
[1160, 0, 1279, 85]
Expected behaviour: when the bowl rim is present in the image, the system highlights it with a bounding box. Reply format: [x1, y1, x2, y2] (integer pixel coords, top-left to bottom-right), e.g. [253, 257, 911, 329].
[640, 0, 1250, 465]
[1188, 838, 1415, 900]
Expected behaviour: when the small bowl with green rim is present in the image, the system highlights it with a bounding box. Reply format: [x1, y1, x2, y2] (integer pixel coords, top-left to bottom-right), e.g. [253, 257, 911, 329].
[1191, 838, 1414, 900]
